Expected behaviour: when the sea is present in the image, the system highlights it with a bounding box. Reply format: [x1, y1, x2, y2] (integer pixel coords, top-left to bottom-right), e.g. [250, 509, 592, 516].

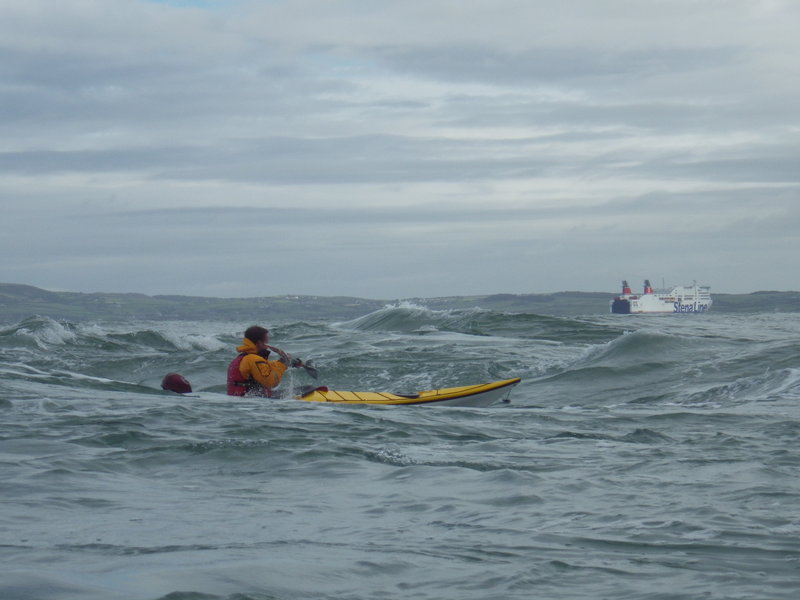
[2, 304, 799, 600]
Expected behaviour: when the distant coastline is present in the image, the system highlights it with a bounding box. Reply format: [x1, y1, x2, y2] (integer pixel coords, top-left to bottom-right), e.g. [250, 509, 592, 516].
[1, 282, 798, 323]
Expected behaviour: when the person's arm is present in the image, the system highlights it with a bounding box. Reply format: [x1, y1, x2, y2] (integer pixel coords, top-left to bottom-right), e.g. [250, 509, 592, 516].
[266, 344, 293, 365]
[241, 354, 288, 390]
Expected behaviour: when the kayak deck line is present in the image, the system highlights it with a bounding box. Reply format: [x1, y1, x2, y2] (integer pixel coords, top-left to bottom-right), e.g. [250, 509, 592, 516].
[296, 377, 522, 407]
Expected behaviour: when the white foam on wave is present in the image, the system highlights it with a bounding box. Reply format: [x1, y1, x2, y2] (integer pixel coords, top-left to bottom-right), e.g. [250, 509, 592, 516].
[0, 362, 50, 377]
[14, 317, 77, 348]
[158, 328, 227, 352]
[334, 300, 488, 329]
[52, 370, 117, 384]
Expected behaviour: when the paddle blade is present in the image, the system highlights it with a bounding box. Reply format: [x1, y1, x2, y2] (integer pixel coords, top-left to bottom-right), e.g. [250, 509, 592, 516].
[303, 360, 319, 379]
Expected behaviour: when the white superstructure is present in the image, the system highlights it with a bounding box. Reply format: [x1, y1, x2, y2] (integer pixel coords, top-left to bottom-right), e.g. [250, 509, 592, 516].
[611, 280, 712, 314]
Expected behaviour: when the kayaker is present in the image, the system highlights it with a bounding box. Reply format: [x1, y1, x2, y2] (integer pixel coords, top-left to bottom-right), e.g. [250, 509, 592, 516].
[226, 325, 298, 397]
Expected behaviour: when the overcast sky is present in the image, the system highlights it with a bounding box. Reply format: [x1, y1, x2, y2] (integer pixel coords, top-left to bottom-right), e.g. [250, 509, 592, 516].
[1, 0, 798, 299]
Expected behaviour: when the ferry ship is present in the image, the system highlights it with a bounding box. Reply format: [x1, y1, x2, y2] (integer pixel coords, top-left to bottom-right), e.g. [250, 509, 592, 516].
[611, 280, 712, 314]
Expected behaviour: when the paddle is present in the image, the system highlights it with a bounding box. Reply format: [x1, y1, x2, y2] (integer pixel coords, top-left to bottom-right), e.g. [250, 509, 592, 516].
[296, 359, 319, 379]
[267, 345, 318, 379]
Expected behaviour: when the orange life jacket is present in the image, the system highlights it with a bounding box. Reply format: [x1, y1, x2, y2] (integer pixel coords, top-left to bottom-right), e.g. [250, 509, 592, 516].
[226, 353, 273, 397]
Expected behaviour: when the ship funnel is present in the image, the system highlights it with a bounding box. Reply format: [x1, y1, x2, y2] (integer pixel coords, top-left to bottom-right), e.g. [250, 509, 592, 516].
[622, 280, 632, 294]
[644, 280, 654, 294]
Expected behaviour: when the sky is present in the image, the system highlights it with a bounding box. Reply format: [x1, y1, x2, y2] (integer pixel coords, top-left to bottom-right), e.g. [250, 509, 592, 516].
[1, 0, 798, 299]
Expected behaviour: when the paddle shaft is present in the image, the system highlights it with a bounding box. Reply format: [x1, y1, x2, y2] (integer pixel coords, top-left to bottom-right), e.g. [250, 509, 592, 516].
[267, 345, 318, 379]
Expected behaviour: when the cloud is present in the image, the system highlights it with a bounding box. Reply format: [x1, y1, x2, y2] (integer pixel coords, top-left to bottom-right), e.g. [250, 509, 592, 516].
[0, 0, 798, 298]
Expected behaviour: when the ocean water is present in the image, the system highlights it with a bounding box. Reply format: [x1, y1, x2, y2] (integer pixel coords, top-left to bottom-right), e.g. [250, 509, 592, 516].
[1, 305, 799, 600]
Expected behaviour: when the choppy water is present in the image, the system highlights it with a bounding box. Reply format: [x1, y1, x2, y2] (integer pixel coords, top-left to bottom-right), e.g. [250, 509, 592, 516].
[2, 305, 799, 599]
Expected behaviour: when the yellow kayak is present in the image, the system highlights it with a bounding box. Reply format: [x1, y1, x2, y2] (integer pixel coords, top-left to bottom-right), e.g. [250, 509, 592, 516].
[296, 377, 521, 407]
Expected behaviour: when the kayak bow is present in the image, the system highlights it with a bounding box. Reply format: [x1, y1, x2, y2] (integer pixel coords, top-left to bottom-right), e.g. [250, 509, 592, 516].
[296, 377, 521, 407]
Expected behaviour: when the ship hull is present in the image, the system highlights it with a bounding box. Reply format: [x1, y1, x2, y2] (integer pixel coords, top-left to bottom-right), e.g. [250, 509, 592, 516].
[610, 281, 712, 314]
[611, 299, 631, 314]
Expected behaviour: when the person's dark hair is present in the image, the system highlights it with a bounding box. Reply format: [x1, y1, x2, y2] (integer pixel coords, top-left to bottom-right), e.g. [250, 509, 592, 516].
[244, 325, 268, 344]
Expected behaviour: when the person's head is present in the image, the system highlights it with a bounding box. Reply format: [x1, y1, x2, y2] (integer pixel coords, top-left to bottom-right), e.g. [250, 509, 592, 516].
[244, 325, 269, 349]
[161, 372, 192, 394]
